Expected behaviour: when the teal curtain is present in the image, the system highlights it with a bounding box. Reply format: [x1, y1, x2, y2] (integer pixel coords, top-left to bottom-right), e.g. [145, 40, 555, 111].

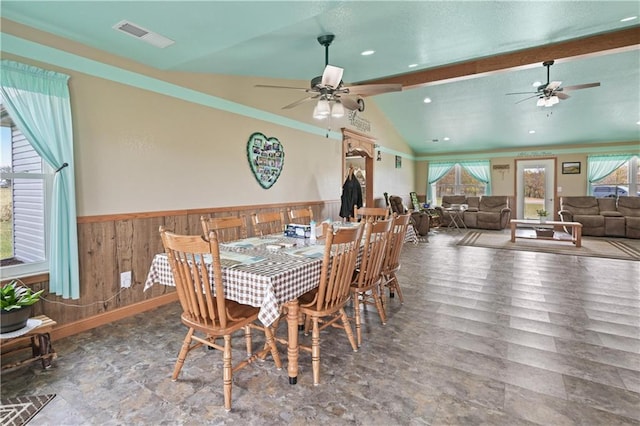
[427, 162, 455, 202]
[460, 160, 492, 195]
[1, 60, 79, 299]
[586, 154, 633, 195]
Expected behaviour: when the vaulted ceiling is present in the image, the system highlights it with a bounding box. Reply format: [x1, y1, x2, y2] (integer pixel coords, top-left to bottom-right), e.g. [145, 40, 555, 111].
[1, 1, 639, 156]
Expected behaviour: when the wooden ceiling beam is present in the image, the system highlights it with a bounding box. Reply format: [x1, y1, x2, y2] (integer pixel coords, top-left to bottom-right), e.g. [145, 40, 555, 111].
[357, 26, 640, 89]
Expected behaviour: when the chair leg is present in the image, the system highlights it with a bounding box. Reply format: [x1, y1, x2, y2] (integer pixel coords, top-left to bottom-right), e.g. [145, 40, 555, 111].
[311, 317, 321, 386]
[353, 290, 363, 347]
[263, 325, 283, 369]
[392, 274, 404, 303]
[172, 328, 194, 381]
[303, 316, 312, 336]
[223, 334, 232, 412]
[340, 308, 358, 352]
[387, 273, 404, 303]
[373, 291, 387, 325]
[244, 325, 253, 357]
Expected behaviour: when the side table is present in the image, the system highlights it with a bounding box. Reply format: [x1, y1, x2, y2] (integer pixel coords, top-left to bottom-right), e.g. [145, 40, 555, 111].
[1, 315, 57, 371]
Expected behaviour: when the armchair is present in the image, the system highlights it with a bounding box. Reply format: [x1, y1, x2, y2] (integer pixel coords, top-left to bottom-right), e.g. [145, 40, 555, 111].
[388, 195, 430, 236]
[475, 196, 511, 230]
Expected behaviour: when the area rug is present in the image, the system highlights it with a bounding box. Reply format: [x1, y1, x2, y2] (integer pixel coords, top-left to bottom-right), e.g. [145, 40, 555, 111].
[0, 394, 55, 426]
[457, 230, 640, 261]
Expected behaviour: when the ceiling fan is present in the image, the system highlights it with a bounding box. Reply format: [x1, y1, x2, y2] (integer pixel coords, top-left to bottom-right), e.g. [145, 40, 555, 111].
[255, 34, 402, 116]
[507, 60, 600, 107]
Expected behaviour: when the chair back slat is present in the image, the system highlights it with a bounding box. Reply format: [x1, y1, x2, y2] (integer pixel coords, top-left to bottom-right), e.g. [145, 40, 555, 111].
[160, 227, 228, 329]
[352, 206, 390, 223]
[315, 224, 363, 311]
[384, 213, 411, 273]
[287, 207, 314, 225]
[201, 215, 248, 242]
[355, 218, 393, 290]
[251, 211, 285, 236]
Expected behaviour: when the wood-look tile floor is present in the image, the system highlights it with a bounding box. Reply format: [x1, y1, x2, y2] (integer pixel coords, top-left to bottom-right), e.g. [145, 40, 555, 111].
[2, 229, 639, 425]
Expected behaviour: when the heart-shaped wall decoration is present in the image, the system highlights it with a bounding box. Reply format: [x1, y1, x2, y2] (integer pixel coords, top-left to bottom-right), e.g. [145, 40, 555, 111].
[246, 132, 284, 189]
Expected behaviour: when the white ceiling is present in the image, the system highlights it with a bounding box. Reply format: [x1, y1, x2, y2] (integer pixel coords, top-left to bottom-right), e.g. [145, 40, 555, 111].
[1, 1, 639, 155]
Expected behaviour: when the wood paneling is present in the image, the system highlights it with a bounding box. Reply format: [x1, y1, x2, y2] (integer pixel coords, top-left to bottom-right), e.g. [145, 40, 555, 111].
[19, 200, 341, 338]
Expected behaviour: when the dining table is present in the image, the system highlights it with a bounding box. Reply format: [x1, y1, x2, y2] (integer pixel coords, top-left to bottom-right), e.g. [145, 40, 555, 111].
[144, 221, 416, 384]
[144, 232, 329, 384]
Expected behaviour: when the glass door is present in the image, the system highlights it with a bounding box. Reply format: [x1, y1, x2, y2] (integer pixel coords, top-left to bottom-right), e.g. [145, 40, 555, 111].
[515, 159, 556, 220]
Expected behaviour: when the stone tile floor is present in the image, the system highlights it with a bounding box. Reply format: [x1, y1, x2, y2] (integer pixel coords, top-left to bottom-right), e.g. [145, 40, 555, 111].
[1, 229, 639, 425]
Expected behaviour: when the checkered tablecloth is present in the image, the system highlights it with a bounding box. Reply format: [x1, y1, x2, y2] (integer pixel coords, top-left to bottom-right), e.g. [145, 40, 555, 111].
[144, 237, 323, 326]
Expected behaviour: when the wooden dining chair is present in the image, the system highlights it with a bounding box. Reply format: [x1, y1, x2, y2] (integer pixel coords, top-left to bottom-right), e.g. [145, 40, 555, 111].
[285, 223, 363, 385]
[200, 215, 248, 243]
[352, 206, 390, 223]
[381, 213, 412, 303]
[350, 217, 393, 347]
[287, 207, 314, 225]
[159, 226, 282, 412]
[251, 211, 285, 236]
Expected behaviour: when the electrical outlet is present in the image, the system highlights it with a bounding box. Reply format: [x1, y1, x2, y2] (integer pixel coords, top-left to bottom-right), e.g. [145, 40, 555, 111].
[120, 271, 132, 288]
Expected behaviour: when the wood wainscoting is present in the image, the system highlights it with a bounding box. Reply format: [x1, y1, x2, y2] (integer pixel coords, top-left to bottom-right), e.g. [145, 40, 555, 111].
[15, 200, 341, 339]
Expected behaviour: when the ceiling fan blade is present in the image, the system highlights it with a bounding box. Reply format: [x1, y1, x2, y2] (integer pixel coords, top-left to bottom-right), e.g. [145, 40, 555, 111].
[562, 82, 601, 91]
[282, 95, 319, 110]
[515, 94, 539, 104]
[321, 65, 344, 89]
[339, 96, 360, 111]
[556, 92, 570, 100]
[255, 84, 309, 91]
[344, 83, 402, 96]
[506, 91, 537, 96]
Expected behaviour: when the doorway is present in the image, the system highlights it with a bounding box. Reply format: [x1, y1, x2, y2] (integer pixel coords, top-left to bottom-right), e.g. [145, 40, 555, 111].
[342, 128, 375, 207]
[515, 158, 556, 220]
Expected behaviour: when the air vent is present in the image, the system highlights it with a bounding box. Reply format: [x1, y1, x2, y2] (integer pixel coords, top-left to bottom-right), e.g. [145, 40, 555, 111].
[112, 20, 174, 48]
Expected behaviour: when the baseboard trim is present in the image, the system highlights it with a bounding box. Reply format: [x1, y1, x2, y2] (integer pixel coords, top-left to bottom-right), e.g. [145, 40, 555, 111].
[50, 292, 178, 341]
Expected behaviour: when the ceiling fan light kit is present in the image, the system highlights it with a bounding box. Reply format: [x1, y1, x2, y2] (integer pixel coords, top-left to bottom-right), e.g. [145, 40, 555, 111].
[537, 95, 559, 107]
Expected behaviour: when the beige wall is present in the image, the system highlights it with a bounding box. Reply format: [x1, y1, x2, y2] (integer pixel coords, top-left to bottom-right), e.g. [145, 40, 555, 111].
[71, 72, 345, 215]
[419, 142, 638, 204]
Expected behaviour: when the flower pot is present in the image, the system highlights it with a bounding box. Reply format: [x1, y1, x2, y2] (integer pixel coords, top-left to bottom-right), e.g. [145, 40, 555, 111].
[539, 217, 547, 224]
[1, 306, 32, 333]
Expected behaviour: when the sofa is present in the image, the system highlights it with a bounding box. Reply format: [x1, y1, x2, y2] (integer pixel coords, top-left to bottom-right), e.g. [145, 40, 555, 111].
[559, 196, 640, 238]
[435, 195, 511, 230]
[388, 195, 430, 236]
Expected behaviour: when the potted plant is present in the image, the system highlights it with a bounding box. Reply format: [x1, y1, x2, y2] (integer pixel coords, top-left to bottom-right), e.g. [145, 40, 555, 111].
[536, 209, 549, 223]
[1, 280, 44, 333]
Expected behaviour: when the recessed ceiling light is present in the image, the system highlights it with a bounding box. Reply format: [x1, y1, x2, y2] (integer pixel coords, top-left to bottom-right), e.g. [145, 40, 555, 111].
[408, 64, 418, 68]
[621, 16, 637, 22]
[423, 97, 432, 104]
[637, 120, 640, 125]
[361, 50, 375, 56]
[443, 137, 450, 141]
[529, 130, 536, 134]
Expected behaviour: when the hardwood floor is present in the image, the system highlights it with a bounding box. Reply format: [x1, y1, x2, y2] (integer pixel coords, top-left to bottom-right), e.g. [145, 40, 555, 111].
[1, 229, 638, 425]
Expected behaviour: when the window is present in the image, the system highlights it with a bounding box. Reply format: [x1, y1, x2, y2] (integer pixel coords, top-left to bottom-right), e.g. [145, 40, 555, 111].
[0, 103, 51, 277]
[432, 164, 487, 205]
[589, 155, 639, 197]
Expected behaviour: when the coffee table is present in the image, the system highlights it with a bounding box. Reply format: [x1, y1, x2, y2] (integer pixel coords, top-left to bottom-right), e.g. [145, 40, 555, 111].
[510, 219, 583, 248]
